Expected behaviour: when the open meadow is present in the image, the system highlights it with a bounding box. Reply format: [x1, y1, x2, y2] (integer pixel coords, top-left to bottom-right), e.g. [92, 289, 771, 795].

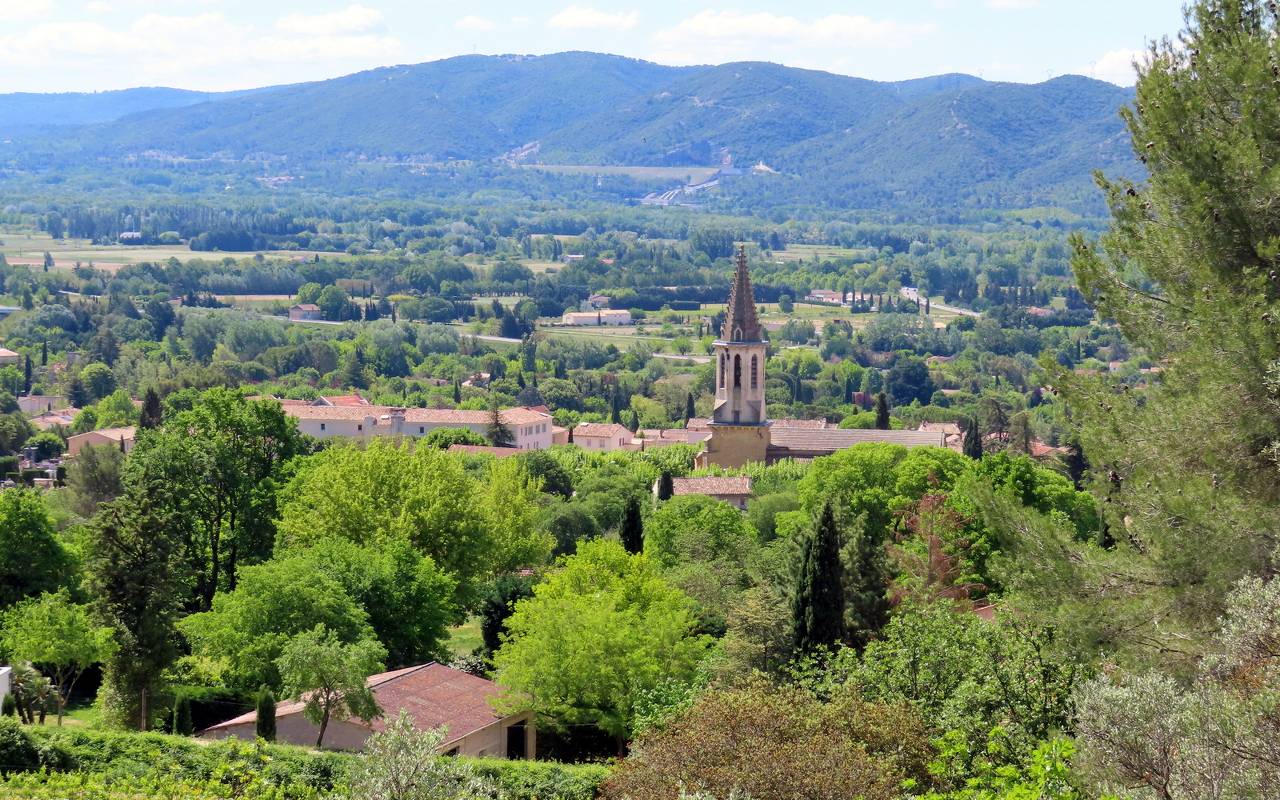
[0, 230, 333, 272]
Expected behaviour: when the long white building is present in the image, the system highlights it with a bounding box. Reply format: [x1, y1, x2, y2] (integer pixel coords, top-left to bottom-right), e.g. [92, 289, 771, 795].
[283, 404, 554, 450]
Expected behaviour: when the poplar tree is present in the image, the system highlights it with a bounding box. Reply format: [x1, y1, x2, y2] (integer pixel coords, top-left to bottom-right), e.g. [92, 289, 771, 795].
[792, 504, 844, 652]
[139, 388, 162, 430]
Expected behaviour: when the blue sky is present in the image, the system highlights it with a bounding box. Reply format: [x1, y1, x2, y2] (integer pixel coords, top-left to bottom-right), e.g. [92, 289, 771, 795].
[0, 1, 1186, 93]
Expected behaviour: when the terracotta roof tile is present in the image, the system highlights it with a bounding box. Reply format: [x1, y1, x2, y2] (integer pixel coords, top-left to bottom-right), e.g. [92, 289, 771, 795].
[672, 476, 753, 497]
[572, 422, 632, 438]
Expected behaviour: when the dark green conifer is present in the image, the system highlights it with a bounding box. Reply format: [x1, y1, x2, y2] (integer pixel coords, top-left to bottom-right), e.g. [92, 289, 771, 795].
[620, 497, 644, 554]
[874, 392, 890, 430]
[792, 504, 844, 653]
[255, 686, 276, 742]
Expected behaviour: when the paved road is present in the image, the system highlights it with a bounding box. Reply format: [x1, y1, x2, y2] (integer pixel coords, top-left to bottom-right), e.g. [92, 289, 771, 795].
[899, 287, 980, 318]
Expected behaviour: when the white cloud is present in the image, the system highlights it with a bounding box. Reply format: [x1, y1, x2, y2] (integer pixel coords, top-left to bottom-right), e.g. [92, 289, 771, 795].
[1084, 48, 1141, 86]
[455, 15, 495, 32]
[652, 11, 931, 68]
[987, 0, 1039, 8]
[0, 10, 401, 91]
[548, 6, 638, 31]
[85, 1, 113, 14]
[0, 0, 52, 21]
[275, 4, 383, 36]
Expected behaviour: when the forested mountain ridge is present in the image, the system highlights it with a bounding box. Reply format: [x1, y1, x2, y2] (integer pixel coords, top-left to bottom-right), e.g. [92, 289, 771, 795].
[2, 52, 1137, 210]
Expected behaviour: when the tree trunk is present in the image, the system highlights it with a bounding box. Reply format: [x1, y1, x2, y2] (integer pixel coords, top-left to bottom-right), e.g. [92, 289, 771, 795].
[140, 687, 148, 731]
[316, 706, 331, 748]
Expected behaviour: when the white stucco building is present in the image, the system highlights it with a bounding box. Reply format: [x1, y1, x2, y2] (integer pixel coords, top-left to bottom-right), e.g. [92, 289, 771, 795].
[283, 404, 553, 450]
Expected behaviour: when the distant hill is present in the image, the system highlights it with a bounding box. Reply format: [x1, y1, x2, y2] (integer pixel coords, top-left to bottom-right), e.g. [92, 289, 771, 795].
[3, 52, 1139, 210]
[0, 87, 241, 131]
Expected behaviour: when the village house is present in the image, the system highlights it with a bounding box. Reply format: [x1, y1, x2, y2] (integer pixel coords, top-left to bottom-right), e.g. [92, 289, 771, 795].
[580, 294, 611, 310]
[561, 309, 632, 326]
[917, 420, 964, 452]
[66, 426, 136, 457]
[570, 422, 633, 451]
[288, 303, 321, 321]
[0, 347, 20, 366]
[636, 428, 697, 450]
[18, 395, 68, 415]
[283, 404, 554, 450]
[28, 407, 79, 431]
[200, 663, 535, 758]
[671, 475, 754, 510]
[804, 289, 844, 305]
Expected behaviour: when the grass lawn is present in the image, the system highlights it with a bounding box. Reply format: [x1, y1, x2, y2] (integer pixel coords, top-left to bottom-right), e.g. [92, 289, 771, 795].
[447, 617, 483, 659]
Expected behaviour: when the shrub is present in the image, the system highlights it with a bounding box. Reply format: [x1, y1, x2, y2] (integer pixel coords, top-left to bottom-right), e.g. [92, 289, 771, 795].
[255, 686, 277, 742]
[0, 718, 38, 774]
[464, 757, 611, 800]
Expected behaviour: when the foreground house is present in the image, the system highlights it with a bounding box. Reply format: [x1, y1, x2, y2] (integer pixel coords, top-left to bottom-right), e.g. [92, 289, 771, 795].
[66, 426, 136, 457]
[200, 663, 535, 757]
[283, 404, 554, 450]
[570, 422, 633, 451]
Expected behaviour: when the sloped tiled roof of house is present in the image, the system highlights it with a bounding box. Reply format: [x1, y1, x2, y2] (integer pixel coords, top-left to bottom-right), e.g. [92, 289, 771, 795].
[201, 663, 510, 747]
[772, 418, 833, 430]
[672, 476, 753, 497]
[572, 422, 632, 439]
[282, 404, 549, 426]
[317, 394, 369, 407]
[769, 428, 945, 453]
[918, 421, 963, 436]
[292, 303, 320, 311]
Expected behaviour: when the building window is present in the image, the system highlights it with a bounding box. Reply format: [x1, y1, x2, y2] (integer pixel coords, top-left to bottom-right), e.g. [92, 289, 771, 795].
[750, 354, 758, 388]
[357, 424, 363, 431]
[733, 354, 742, 388]
[419, 426, 425, 434]
[320, 423, 326, 431]
[719, 353, 726, 386]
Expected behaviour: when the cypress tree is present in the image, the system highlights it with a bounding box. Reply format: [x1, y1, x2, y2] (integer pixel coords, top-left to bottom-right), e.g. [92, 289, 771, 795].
[40, 341, 47, 367]
[255, 686, 276, 742]
[684, 393, 695, 422]
[452, 380, 462, 404]
[139, 388, 163, 430]
[874, 392, 890, 430]
[656, 471, 674, 501]
[620, 497, 644, 554]
[172, 695, 193, 736]
[846, 522, 891, 651]
[962, 417, 984, 460]
[792, 504, 845, 652]
[22, 355, 31, 394]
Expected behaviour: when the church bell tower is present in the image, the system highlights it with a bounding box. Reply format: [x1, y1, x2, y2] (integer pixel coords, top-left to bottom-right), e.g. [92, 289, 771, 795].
[698, 246, 771, 468]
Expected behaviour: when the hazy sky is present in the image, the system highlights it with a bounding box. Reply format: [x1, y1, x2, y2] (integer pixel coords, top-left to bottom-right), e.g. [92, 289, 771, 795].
[0, 1, 1186, 93]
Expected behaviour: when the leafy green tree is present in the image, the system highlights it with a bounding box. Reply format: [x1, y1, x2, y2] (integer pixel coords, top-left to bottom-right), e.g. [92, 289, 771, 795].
[493, 540, 711, 746]
[518, 449, 574, 499]
[78, 363, 116, 403]
[179, 554, 378, 690]
[792, 504, 845, 652]
[24, 431, 63, 460]
[125, 389, 304, 610]
[83, 484, 187, 730]
[537, 501, 598, 557]
[1, 590, 115, 724]
[277, 624, 385, 748]
[655, 471, 674, 501]
[275, 440, 491, 609]
[478, 458, 553, 572]
[478, 574, 536, 658]
[255, 686, 277, 742]
[64, 443, 124, 518]
[316, 285, 350, 321]
[419, 427, 486, 449]
[0, 489, 72, 608]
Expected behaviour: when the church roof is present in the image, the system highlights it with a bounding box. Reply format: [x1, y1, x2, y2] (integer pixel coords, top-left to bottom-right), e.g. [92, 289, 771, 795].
[721, 246, 762, 343]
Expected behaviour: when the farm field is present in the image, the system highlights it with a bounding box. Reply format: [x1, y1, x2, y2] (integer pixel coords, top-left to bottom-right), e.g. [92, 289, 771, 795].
[0, 230, 332, 272]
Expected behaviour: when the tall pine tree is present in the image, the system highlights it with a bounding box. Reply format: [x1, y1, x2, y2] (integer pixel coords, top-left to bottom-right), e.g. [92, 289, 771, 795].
[792, 503, 844, 653]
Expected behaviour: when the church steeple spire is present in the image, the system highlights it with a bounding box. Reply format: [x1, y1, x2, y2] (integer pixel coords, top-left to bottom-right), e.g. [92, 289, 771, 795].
[721, 245, 761, 343]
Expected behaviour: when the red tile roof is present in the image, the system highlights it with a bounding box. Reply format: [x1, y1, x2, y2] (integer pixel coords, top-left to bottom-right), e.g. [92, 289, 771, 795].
[672, 476, 753, 497]
[318, 394, 369, 407]
[201, 663, 512, 746]
[572, 422, 632, 439]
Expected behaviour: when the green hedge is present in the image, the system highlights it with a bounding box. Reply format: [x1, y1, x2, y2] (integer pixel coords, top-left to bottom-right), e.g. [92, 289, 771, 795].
[464, 756, 611, 800]
[8, 723, 610, 799]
